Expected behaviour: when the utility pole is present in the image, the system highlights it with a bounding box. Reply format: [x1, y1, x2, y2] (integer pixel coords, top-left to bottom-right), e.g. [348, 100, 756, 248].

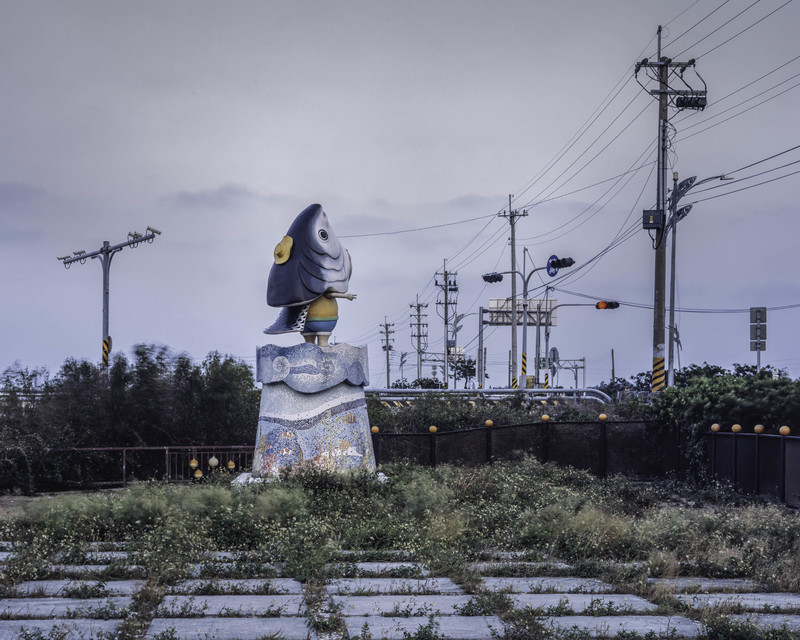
[636, 26, 706, 392]
[435, 260, 458, 389]
[498, 195, 527, 389]
[58, 227, 162, 368]
[409, 295, 428, 381]
[380, 317, 394, 388]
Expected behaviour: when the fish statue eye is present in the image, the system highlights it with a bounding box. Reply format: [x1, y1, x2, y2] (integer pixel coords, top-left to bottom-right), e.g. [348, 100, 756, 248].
[318, 229, 329, 241]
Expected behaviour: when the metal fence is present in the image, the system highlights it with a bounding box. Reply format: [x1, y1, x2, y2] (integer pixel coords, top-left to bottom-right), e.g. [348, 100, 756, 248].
[706, 432, 800, 508]
[29, 446, 253, 489]
[372, 420, 678, 479]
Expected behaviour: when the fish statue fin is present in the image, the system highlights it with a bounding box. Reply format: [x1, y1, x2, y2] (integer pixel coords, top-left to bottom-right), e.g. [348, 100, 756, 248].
[264, 304, 310, 334]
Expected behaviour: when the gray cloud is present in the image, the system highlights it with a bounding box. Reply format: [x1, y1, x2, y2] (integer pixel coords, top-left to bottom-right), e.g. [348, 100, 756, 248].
[162, 183, 269, 211]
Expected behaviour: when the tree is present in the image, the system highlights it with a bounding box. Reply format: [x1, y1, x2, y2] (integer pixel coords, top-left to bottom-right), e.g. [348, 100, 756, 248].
[451, 357, 476, 389]
[410, 377, 443, 389]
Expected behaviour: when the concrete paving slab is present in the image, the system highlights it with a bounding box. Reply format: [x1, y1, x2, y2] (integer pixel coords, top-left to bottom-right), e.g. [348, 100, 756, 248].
[648, 577, 759, 592]
[327, 577, 463, 595]
[469, 561, 573, 574]
[333, 594, 475, 616]
[0, 551, 12, 563]
[729, 613, 800, 632]
[481, 577, 613, 593]
[187, 562, 280, 578]
[510, 593, 657, 613]
[0, 596, 133, 618]
[545, 615, 702, 638]
[0, 542, 13, 551]
[47, 564, 111, 574]
[84, 551, 134, 563]
[675, 592, 800, 610]
[329, 562, 428, 576]
[159, 594, 305, 617]
[145, 616, 310, 640]
[14, 579, 143, 596]
[338, 549, 411, 560]
[169, 578, 303, 595]
[0, 619, 121, 639]
[344, 615, 503, 640]
[86, 541, 127, 550]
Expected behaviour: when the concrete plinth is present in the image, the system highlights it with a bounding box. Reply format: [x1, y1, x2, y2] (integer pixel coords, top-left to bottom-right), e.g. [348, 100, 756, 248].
[252, 343, 374, 476]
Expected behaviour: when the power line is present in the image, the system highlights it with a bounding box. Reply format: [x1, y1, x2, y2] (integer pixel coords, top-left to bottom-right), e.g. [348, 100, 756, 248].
[672, 0, 764, 58]
[339, 212, 496, 238]
[689, 166, 800, 204]
[696, 0, 793, 60]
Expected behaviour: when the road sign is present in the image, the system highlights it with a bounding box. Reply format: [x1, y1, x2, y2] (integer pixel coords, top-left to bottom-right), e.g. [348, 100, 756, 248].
[749, 307, 767, 354]
[749, 325, 767, 340]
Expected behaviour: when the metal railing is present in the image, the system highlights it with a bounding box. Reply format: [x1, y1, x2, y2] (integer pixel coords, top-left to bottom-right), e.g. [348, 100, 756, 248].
[366, 387, 612, 404]
[41, 446, 253, 487]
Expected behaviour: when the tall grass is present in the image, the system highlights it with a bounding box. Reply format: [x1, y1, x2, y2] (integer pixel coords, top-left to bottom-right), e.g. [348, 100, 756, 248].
[1, 458, 799, 592]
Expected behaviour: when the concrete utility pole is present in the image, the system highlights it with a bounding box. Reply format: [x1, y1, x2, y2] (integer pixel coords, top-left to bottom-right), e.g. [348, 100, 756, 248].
[380, 317, 394, 388]
[58, 227, 162, 367]
[409, 295, 428, 381]
[498, 195, 527, 389]
[435, 260, 458, 389]
[636, 26, 706, 391]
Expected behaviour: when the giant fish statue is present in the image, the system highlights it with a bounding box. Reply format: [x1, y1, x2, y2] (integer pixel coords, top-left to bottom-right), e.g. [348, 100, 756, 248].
[264, 204, 355, 345]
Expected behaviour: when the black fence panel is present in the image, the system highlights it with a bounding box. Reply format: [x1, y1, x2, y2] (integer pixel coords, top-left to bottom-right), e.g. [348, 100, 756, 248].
[735, 436, 757, 494]
[713, 434, 735, 484]
[547, 423, 602, 476]
[786, 438, 800, 508]
[757, 437, 782, 498]
[606, 422, 674, 478]
[707, 431, 799, 508]
[491, 423, 546, 462]
[373, 434, 430, 466]
[437, 428, 487, 466]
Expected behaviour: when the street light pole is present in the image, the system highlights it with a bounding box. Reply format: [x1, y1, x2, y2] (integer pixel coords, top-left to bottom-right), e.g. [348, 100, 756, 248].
[666, 172, 731, 386]
[483, 255, 573, 389]
[58, 228, 162, 367]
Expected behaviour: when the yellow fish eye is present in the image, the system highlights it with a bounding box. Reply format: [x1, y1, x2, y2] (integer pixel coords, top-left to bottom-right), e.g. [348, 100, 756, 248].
[273, 235, 293, 264]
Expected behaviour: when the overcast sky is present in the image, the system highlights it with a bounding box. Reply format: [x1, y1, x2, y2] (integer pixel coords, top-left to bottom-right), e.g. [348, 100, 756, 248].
[2, 0, 799, 389]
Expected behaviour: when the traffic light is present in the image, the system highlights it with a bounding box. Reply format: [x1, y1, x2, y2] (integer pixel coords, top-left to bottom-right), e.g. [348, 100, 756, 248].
[549, 257, 575, 269]
[595, 301, 620, 309]
[482, 273, 503, 283]
[676, 95, 707, 110]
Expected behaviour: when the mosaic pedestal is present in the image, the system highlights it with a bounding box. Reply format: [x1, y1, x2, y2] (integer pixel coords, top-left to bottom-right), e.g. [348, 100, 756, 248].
[252, 343, 375, 477]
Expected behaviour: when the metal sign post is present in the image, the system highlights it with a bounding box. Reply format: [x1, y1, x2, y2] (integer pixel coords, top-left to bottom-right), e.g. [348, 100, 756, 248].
[750, 307, 767, 372]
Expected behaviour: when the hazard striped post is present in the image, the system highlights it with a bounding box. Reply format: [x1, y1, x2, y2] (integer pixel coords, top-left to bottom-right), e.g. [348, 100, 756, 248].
[652, 356, 666, 391]
[102, 336, 112, 368]
[521, 352, 527, 387]
[544, 372, 549, 389]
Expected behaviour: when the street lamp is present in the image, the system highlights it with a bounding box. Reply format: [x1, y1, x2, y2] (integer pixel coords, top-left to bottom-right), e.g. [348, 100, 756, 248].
[482, 252, 574, 388]
[666, 172, 732, 386]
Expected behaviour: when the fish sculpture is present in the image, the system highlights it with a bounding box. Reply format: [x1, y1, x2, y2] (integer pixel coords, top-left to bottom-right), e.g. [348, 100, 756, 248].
[264, 204, 355, 345]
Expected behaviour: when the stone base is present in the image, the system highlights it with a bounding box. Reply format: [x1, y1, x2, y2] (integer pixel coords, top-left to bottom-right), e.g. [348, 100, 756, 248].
[252, 342, 375, 477]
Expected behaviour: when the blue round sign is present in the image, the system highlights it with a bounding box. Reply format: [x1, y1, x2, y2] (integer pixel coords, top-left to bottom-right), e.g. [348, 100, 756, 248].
[547, 254, 559, 277]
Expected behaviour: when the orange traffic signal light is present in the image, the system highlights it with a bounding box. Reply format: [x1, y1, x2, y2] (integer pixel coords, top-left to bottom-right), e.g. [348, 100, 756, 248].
[596, 301, 620, 309]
